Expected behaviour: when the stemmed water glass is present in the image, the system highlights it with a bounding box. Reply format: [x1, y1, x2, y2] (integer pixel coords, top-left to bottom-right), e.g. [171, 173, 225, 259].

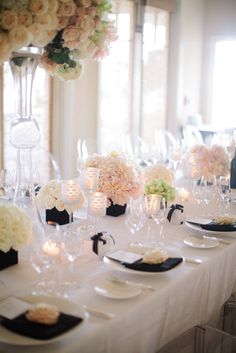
[217, 176, 231, 214]
[80, 167, 100, 219]
[144, 194, 166, 246]
[125, 196, 146, 247]
[61, 178, 83, 223]
[88, 191, 107, 233]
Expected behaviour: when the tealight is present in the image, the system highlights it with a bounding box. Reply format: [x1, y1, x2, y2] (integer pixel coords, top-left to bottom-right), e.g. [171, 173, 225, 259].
[178, 187, 190, 202]
[61, 179, 81, 205]
[89, 192, 107, 217]
[43, 240, 60, 256]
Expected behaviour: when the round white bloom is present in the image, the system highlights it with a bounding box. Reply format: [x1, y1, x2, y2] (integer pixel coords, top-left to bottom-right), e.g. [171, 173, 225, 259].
[143, 248, 168, 264]
[0, 204, 32, 253]
[29, 0, 48, 16]
[9, 24, 32, 50]
[144, 164, 174, 185]
[0, 10, 18, 30]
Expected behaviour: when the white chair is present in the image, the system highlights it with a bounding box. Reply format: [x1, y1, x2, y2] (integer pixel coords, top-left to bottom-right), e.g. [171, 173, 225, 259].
[182, 125, 204, 148]
[154, 129, 179, 163]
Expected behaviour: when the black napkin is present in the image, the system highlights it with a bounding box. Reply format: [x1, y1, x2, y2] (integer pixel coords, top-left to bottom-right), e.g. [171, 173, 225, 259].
[1, 312, 83, 340]
[122, 257, 183, 272]
[200, 222, 236, 232]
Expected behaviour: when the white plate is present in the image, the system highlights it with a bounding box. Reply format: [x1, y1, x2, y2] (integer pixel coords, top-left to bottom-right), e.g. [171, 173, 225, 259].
[183, 236, 219, 249]
[94, 279, 141, 299]
[103, 250, 184, 276]
[185, 221, 236, 235]
[0, 295, 85, 346]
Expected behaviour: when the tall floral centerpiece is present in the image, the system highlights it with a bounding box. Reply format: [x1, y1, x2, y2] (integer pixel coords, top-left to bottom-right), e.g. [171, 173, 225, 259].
[85, 152, 143, 216]
[0, 0, 117, 205]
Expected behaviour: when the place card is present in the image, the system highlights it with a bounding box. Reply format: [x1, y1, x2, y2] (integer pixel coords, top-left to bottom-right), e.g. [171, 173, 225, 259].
[107, 250, 142, 264]
[0, 297, 32, 320]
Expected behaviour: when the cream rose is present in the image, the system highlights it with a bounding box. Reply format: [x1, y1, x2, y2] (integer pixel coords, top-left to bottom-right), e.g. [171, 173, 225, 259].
[17, 10, 33, 27]
[62, 26, 80, 42]
[0, 10, 18, 30]
[80, 15, 94, 32]
[34, 13, 57, 30]
[57, 0, 76, 17]
[47, 0, 58, 14]
[9, 24, 32, 50]
[29, 0, 48, 16]
[57, 16, 69, 30]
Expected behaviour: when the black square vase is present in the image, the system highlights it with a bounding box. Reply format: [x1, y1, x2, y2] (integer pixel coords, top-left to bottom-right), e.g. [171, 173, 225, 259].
[46, 207, 72, 225]
[0, 248, 18, 270]
[106, 201, 127, 217]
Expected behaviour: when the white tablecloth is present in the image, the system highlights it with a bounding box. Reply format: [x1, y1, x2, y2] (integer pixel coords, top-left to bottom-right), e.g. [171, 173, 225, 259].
[0, 200, 236, 353]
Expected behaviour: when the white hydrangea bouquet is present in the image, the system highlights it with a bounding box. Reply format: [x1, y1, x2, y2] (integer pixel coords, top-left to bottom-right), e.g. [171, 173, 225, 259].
[144, 164, 176, 202]
[187, 144, 230, 179]
[0, 203, 32, 253]
[36, 179, 84, 213]
[85, 152, 143, 206]
[0, 0, 117, 80]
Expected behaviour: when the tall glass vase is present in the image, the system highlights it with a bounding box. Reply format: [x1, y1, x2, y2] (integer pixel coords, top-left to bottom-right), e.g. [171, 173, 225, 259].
[9, 47, 41, 209]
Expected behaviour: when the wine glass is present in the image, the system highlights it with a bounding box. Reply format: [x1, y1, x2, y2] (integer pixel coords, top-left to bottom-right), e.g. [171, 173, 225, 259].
[88, 191, 107, 233]
[217, 176, 231, 214]
[144, 194, 166, 246]
[61, 178, 83, 223]
[125, 196, 146, 247]
[80, 167, 100, 220]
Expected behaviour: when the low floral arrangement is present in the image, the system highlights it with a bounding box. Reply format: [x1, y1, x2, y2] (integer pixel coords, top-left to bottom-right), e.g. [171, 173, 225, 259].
[85, 152, 143, 206]
[188, 144, 230, 179]
[0, 0, 117, 80]
[36, 179, 84, 212]
[144, 164, 174, 186]
[143, 247, 168, 264]
[0, 203, 32, 253]
[144, 178, 176, 202]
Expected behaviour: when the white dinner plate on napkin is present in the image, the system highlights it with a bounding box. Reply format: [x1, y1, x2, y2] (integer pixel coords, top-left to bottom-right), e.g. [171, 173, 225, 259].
[103, 249, 184, 276]
[0, 295, 86, 346]
[94, 279, 141, 299]
[183, 236, 219, 249]
[185, 219, 236, 235]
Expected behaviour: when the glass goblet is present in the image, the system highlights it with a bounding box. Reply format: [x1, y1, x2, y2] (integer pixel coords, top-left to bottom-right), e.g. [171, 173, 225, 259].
[61, 178, 83, 223]
[144, 194, 166, 246]
[217, 176, 231, 214]
[125, 196, 146, 247]
[80, 167, 100, 220]
[88, 191, 107, 232]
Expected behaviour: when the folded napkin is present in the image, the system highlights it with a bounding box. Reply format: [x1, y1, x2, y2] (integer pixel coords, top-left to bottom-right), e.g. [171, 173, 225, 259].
[200, 222, 236, 232]
[122, 257, 183, 272]
[1, 312, 83, 340]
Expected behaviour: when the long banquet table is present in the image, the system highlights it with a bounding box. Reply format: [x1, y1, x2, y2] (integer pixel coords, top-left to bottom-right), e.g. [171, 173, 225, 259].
[0, 199, 236, 353]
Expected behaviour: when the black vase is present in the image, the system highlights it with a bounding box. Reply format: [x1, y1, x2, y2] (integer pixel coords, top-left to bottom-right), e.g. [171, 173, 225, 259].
[0, 248, 18, 270]
[106, 201, 127, 217]
[46, 207, 72, 225]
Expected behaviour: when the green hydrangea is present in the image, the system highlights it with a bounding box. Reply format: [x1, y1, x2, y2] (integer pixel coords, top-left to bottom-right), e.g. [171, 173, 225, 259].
[144, 178, 176, 201]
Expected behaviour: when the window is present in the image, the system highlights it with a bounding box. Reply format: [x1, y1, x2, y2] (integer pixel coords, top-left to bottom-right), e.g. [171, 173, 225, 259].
[98, 0, 169, 153]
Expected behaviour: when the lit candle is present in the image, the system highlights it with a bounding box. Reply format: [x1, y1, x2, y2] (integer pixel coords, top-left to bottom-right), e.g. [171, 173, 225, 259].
[178, 187, 190, 202]
[43, 240, 60, 256]
[89, 192, 107, 217]
[80, 167, 99, 192]
[61, 179, 81, 205]
[144, 194, 160, 217]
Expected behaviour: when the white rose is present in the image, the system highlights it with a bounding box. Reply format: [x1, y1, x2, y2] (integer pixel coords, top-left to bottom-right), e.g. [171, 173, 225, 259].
[9, 24, 33, 50]
[80, 15, 94, 32]
[29, 0, 48, 16]
[143, 248, 168, 264]
[32, 29, 56, 47]
[62, 26, 80, 42]
[55, 199, 65, 212]
[0, 10, 18, 30]
[57, 0, 76, 17]
[17, 10, 33, 27]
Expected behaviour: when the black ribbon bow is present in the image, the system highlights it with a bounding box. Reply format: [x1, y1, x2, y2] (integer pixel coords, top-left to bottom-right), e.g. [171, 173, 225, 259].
[167, 204, 184, 223]
[91, 232, 107, 255]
